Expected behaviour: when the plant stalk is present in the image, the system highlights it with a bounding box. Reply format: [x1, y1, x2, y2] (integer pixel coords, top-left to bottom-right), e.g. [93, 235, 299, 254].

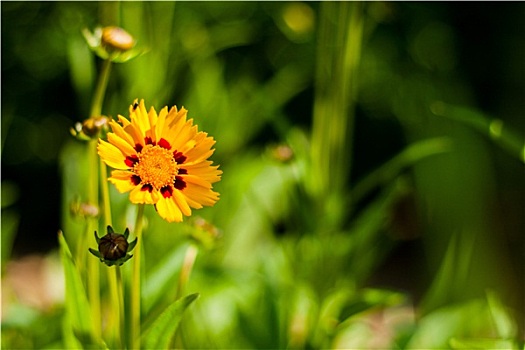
[131, 204, 145, 349]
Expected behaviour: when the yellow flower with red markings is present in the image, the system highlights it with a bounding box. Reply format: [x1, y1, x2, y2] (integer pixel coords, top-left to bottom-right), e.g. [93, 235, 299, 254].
[98, 99, 222, 222]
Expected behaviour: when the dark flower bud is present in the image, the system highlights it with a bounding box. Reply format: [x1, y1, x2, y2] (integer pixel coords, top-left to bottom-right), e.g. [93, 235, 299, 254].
[98, 233, 129, 261]
[89, 226, 137, 267]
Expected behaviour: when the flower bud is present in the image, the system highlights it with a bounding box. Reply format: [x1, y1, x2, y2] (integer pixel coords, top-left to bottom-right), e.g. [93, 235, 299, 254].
[89, 226, 137, 266]
[98, 233, 129, 261]
[269, 144, 294, 162]
[82, 116, 109, 137]
[70, 199, 99, 219]
[83, 26, 145, 63]
[101, 26, 135, 52]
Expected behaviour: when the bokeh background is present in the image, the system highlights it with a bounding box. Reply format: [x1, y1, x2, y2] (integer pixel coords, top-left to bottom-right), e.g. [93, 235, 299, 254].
[2, 2, 524, 349]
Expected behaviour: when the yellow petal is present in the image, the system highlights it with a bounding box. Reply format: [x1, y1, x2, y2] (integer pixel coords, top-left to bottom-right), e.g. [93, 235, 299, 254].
[172, 189, 192, 216]
[183, 183, 220, 208]
[184, 134, 216, 163]
[155, 106, 169, 142]
[109, 119, 135, 148]
[171, 121, 198, 153]
[183, 163, 222, 183]
[130, 99, 151, 137]
[155, 196, 183, 222]
[183, 174, 214, 188]
[98, 139, 128, 169]
[129, 185, 159, 204]
[107, 132, 137, 156]
[147, 107, 158, 140]
[108, 170, 136, 193]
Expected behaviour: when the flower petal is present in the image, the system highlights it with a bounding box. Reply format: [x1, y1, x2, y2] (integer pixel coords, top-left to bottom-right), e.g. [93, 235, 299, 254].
[118, 115, 143, 147]
[108, 170, 137, 193]
[172, 189, 192, 216]
[155, 106, 169, 142]
[183, 162, 222, 183]
[183, 183, 220, 208]
[107, 132, 137, 156]
[147, 107, 158, 141]
[109, 119, 135, 148]
[98, 139, 128, 169]
[129, 185, 159, 204]
[183, 133, 216, 164]
[130, 99, 153, 139]
[155, 196, 183, 223]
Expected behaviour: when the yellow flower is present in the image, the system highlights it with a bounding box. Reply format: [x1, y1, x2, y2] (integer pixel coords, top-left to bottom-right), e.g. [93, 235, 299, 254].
[98, 99, 222, 222]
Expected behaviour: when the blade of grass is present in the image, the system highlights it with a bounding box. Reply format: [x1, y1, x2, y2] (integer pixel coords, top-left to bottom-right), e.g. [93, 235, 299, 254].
[141, 293, 200, 349]
[351, 137, 452, 206]
[58, 231, 101, 348]
[431, 101, 525, 163]
[310, 2, 364, 211]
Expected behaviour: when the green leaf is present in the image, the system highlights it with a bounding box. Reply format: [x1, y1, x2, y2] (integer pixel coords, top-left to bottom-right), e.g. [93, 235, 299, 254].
[431, 101, 525, 163]
[450, 337, 519, 349]
[351, 137, 452, 204]
[142, 243, 189, 313]
[58, 231, 98, 348]
[486, 290, 517, 339]
[141, 293, 200, 349]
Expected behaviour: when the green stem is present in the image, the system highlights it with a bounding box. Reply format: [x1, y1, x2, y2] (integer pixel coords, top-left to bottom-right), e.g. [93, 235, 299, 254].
[87, 140, 101, 339]
[90, 59, 112, 117]
[310, 2, 364, 229]
[100, 160, 112, 227]
[85, 56, 112, 343]
[131, 204, 145, 349]
[100, 153, 122, 348]
[176, 244, 199, 300]
[116, 265, 126, 348]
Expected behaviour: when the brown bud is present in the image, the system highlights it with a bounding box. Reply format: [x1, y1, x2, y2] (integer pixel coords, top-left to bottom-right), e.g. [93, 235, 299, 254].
[101, 26, 135, 52]
[98, 233, 129, 261]
[82, 116, 109, 137]
[270, 144, 294, 162]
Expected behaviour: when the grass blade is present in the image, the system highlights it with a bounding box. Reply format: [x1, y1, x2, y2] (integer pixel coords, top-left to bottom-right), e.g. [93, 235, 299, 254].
[141, 293, 200, 349]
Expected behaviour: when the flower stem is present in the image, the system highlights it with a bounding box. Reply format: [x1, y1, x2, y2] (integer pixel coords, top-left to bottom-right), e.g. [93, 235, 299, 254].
[176, 244, 199, 300]
[310, 1, 364, 228]
[131, 204, 145, 349]
[90, 58, 112, 117]
[86, 56, 112, 343]
[100, 159, 112, 228]
[87, 140, 101, 339]
[116, 265, 126, 348]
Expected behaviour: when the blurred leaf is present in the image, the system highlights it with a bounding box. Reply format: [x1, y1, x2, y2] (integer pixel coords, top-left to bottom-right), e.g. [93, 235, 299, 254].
[486, 290, 517, 339]
[287, 283, 318, 349]
[420, 232, 476, 313]
[431, 101, 525, 163]
[351, 137, 452, 205]
[142, 243, 188, 313]
[346, 177, 411, 284]
[141, 293, 199, 350]
[1, 211, 19, 268]
[58, 231, 102, 349]
[406, 298, 499, 349]
[450, 337, 519, 350]
[1, 181, 20, 266]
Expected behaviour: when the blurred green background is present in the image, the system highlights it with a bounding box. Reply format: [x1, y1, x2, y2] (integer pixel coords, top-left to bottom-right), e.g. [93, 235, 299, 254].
[2, 2, 524, 349]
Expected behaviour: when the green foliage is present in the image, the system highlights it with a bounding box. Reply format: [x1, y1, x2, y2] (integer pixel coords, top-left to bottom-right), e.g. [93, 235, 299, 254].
[58, 232, 103, 349]
[141, 293, 199, 349]
[2, 2, 523, 349]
